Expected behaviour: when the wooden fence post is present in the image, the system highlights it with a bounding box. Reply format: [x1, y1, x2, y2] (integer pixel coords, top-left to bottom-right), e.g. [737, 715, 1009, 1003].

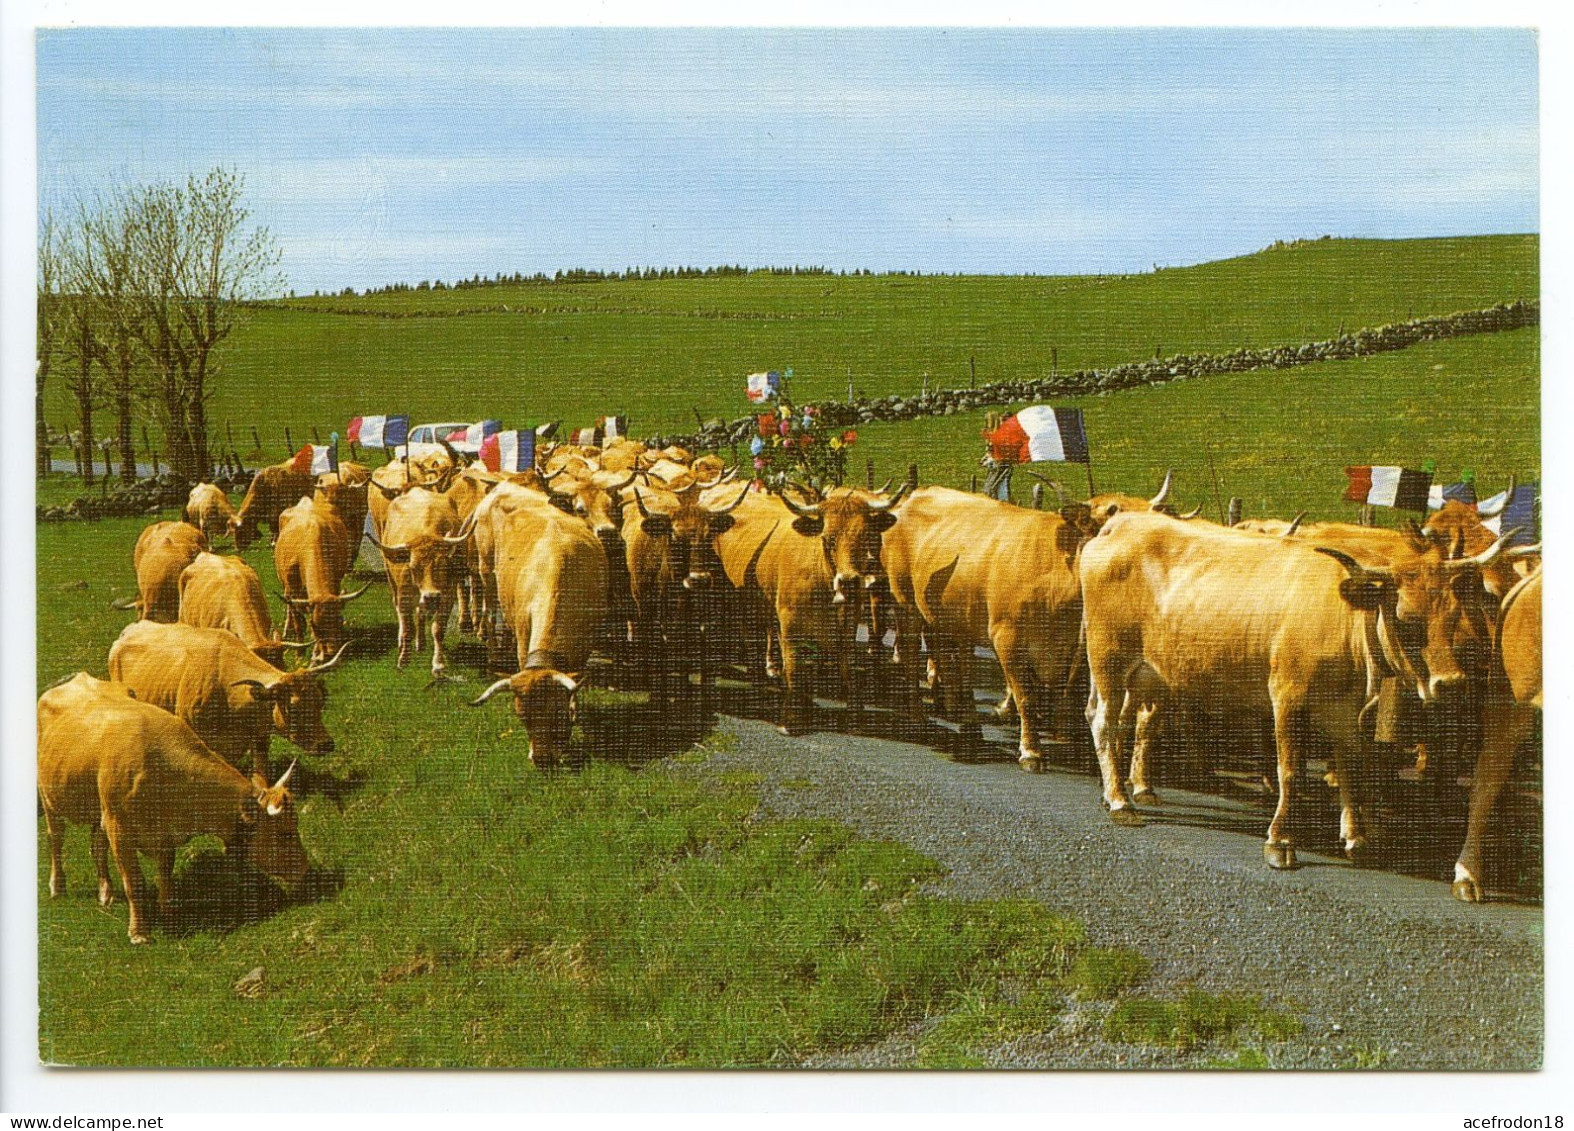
[866, 459, 874, 490]
[284, 426, 294, 456]
[970, 473, 978, 494]
[970, 355, 976, 390]
[1227, 497, 1242, 527]
[250, 426, 263, 456]
[1032, 483, 1044, 510]
[311, 425, 322, 446]
[907, 463, 918, 491]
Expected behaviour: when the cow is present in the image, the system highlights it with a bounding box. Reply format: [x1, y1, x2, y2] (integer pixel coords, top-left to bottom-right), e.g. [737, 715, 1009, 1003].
[314, 462, 372, 560]
[39, 673, 306, 944]
[127, 521, 210, 623]
[470, 478, 574, 647]
[178, 551, 305, 668]
[876, 486, 1097, 763]
[712, 484, 908, 734]
[232, 461, 317, 551]
[108, 619, 345, 777]
[1424, 487, 1526, 599]
[468, 500, 607, 767]
[1453, 566, 1542, 903]
[621, 482, 750, 702]
[273, 497, 371, 663]
[1080, 511, 1515, 869]
[368, 487, 476, 674]
[184, 483, 238, 545]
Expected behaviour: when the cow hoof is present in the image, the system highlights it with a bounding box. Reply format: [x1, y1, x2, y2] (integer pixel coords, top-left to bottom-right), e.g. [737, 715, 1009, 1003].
[1263, 841, 1297, 870]
[1344, 839, 1374, 868]
[129, 932, 151, 946]
[98, 885, 115, 907]
[1109, 806, 1144, 828]
[1018, 755, 1043, 774]
[1132, 787, 1162, 806]
[1452, 865, 1484, 903]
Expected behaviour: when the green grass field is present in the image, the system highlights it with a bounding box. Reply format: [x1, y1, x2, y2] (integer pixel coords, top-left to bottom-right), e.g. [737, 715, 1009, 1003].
[42, 235, 1535, 455]
[34, 234, 1540, 1066]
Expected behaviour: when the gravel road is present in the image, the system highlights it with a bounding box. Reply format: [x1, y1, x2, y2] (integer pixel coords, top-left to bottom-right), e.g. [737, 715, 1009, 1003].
[670, 696, 1543, 1070]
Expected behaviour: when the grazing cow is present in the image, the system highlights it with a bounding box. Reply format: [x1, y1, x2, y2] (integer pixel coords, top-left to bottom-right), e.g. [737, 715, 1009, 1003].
[179, 551, 304, 668]
[109, 620, 344, 776]
[369, 487, 476, 674]
[273, 497, 371, 662]
[232, 462, 317, 550]
[468, 501, 607, 766]
[1454, 567, 1542, 902]
[621, 482, 750, 702]
[39, 674, 306, 944]
[879, 486, 1097, 763]
[128, 521, 210, 622]
[185, 483, 238, 545]
[712, 484, 907, 733]
[1080, 511, 1513, 869]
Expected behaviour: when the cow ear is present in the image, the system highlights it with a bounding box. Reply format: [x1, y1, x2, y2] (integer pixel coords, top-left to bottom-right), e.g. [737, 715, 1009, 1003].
[642, 513, 673, 537]
[792, 515, 825, 537]
[1338, 577, 1389, 610]
[708, 513, 736, 536]
[548, 493, 575, 514]
[1059, 503, 1092, 526]
[869, 510, 897, 533]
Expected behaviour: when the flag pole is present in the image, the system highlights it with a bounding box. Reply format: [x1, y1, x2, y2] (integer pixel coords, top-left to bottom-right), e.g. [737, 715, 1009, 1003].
[1205, 443, 1226, 524]
[1082, 451, 1097, 498]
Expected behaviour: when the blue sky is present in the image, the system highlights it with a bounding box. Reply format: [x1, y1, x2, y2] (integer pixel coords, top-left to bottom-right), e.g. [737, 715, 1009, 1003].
[36, 27, 1539, 294]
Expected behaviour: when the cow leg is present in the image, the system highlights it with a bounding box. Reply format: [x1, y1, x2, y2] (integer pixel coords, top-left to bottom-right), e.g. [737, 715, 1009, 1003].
[992, 626, 1044, 767]
[282, 601, 306, 643]
[430, 596, 450, 675]
[1315, 699, 1375, 863]
[44, 809, 67, 898]
[151, 847, 177, 917]
[836, 605, 862, 717]
[1086, 683, 1140, 825]
[891, 605, 926, 725]
[1265, 695, 1307, 870]
[1128, 699, 1164, 803]
[103, 817, 151, 944]
[91, 824, 114, 906]
[395, 589, 414, 669]
[1454, 697, 1536, 903]
[932, 635, 980, 748]
[251, 738, 271, 780]
[776, 611, 813, 736]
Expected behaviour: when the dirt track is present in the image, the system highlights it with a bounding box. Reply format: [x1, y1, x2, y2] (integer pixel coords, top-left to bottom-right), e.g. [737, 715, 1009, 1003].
[675, 694, 1543, 1070]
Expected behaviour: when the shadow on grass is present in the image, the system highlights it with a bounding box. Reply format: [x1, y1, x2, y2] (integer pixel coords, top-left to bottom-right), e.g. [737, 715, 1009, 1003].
[164, 854, 345, 938]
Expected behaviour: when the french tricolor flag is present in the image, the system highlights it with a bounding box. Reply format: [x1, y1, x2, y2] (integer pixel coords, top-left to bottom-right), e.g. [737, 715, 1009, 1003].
[457, 420, 502, 448]
[1481, 482, 1538, 546]
[1344, 466, 1433, 512]
[346, 414, 409, 450]
[1427, 480, 1478, 510]
[985, 407, 1090, 464]
[746, 371, 780, 403]
[480, 429, 534, 474]
[290, 443, 338, 477]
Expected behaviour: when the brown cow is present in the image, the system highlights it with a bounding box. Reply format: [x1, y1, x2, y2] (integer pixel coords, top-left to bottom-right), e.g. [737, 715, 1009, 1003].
[468, 500, 607, 766]
[128, 521, 210, 622]
[232, 462, 317, 550]
[314, 462, 371, 558]
[1080, 511, 1513, 869]
[1454, 566, 1542, 902]
[273, 497, 371, 663]
[39, 674, 306, 944]
[178, 551, 305, 668]
[185, 483, 238, 544]
[108, 620, 345, 776]
[369, 487, 475, 674]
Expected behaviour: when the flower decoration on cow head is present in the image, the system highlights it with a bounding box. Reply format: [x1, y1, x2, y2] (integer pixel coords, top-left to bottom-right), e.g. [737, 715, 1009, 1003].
[743, 368, 854, 491]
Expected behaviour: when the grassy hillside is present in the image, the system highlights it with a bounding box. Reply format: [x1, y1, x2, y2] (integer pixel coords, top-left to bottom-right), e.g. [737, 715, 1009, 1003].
[42, 235, 1535, 455]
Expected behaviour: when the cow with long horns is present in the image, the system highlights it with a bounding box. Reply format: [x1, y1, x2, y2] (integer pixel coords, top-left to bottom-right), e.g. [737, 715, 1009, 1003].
[369, 487, 478, 675]
[39, 673, 306, 944]
[273, 496, 371, 663]
[468, 498, 607, 767]
[108, 620, 347, 777]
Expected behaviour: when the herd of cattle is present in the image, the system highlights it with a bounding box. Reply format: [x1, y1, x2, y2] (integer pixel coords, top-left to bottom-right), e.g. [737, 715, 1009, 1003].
[37, 436, 1543, 944]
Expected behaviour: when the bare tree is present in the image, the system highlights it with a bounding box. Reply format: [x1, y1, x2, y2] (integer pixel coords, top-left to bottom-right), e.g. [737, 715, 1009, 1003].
[127, 179, 197, 480]
[37, 213, 62, 477]
[57, 218, 105, 485]
[78, 195, 149, 484]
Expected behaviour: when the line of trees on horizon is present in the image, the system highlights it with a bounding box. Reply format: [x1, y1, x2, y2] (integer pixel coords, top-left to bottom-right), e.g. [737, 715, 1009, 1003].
[37, 168, 283, 485]
[316, 263, 947, 299]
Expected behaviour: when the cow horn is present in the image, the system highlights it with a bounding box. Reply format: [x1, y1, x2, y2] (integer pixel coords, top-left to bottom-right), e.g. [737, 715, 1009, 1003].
[437, 437, 463, 468]
[333, 582, 372, 603]
[273, 759, 297, 791]
[1282, 512, 1307, 537]
[717, 466, 739, 485]
[305, 641, 352, 674]
[469, 676, 516, 706]
[1506, 542, 1541, 560]
[1025, 472, 1067, 505]
[868, 479, 912, 512]
[1447, 528, 1524, 572]
[1315, 546, 1390, 582]
[1176, 503, 1206, 520]
[277, 638, 314, 650]
[706, 484, 751, 514]
[276, 589, 310, 607]
[554, 673, 580, 693]
[542, 466, 567, 484]
[613, 470, 638, 493]
[778, 488, 822, 518]
[231, 678, 272, 696]
[633, 487, 653, 519]
[111, 595, 140, 610]
[1149, 469, 1174, 507]
[786, 480, 819, 502]
[368, 532, 410, 555]
[371, 480, 402, 500]
[441, 512, 480, 546]
[1477, 474, 1516, 517]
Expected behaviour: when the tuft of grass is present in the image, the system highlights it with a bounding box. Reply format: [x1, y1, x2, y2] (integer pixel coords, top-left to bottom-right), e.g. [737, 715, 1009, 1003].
[1104, 990, 1303, 1052]
[1066, 947, 1150, 1000]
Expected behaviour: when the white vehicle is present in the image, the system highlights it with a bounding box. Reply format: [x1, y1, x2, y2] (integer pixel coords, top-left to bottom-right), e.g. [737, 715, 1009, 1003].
[407, 421, 487, 456]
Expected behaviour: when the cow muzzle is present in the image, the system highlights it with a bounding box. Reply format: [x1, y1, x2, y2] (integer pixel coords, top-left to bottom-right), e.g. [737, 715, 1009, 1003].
[683, 571, 713, 591]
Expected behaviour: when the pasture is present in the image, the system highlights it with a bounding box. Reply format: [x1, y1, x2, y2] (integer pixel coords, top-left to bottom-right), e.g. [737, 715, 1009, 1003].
[34, 235, 1541, 1068]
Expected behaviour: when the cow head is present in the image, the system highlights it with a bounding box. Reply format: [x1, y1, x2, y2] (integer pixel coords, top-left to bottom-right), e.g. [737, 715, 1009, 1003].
[632, 483, 750, 593]
[469, 669, 582, 766]
[239, 761, 309, 892]
[232, 643, 347, 754]
[564, 471, 638, 549]
[315, 477, 369, 535]
[1316, 530, 1517, 700]
[780, 482, 910, 604]
[371, 514, 476, 613]
[1422, 496, 1523, 600]
[1065, 469, 1205, 530]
